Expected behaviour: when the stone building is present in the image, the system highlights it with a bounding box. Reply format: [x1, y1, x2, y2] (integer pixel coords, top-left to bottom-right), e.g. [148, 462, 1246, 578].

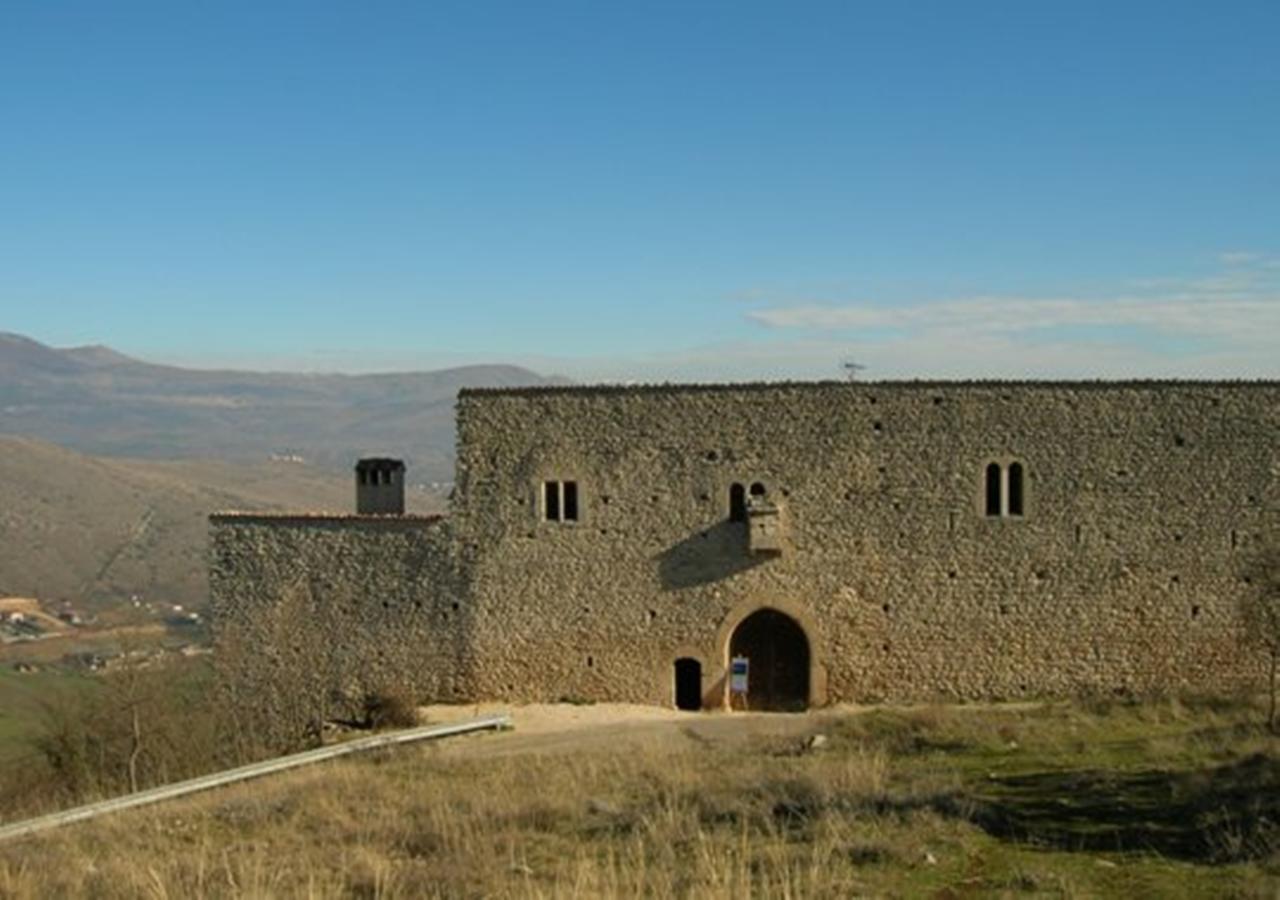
[210, 381, 1279, 739]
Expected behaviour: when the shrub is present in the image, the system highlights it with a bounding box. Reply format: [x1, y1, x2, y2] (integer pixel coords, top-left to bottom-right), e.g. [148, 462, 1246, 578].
[363, 689, 419, 729]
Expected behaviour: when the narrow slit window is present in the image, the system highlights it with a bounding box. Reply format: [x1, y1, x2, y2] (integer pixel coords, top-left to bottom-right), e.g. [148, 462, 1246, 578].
[729, 483, 746, 522]
[563, 481, 579, 521]
[985, 463, 1001, 517]
[544, 480, 560, 521]
[1007, 463, 1024, 516]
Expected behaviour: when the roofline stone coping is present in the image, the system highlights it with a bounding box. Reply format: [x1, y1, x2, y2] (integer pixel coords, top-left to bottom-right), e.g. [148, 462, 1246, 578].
[459, 378, 1280, 400]
[210, 512, 445, 525]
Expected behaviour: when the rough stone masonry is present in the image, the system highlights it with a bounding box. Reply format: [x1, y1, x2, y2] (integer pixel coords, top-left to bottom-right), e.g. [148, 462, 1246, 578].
[210, 381, 1280, 741]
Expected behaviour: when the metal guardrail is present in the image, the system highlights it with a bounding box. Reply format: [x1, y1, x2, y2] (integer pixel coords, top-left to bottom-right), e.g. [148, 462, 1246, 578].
[0, 714, 512, 844]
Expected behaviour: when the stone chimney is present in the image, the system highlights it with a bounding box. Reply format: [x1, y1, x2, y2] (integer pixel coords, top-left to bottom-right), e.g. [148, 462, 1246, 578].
[355, 458, 406, 515]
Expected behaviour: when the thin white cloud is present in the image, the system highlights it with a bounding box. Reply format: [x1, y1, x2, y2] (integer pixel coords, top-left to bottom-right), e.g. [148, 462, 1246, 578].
[747, 294, 1280, 345]
[730, 258, 1280, 379]
[1219, 251, 1263, 266]
[170, 321, 1280, 383]
[158, 258, 1280, 383]
[548, 328, 1280, 381]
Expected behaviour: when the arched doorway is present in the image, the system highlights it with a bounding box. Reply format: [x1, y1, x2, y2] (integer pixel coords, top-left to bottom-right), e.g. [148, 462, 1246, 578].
[728, 608, 810, 711]
[674, 658, 702, 710]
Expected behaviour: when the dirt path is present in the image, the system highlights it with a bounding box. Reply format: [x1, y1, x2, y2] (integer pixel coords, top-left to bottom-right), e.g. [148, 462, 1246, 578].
[80, 507, 156, 599]
[417, 702, 857, 759]
[415, 699, 1047, 761]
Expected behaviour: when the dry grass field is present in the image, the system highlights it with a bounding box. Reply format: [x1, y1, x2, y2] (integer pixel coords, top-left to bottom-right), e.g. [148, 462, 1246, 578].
[1, 697, 1277, 898]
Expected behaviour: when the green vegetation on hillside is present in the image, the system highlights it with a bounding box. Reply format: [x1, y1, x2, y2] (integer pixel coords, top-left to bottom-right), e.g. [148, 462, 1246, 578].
[0, 656, 239, 820]
[0, 666, 96, 766]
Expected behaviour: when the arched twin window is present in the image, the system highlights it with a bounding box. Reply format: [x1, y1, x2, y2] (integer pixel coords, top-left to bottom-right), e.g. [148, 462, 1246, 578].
[542, 480, 579, 522]
[984, 462, 1025, 518]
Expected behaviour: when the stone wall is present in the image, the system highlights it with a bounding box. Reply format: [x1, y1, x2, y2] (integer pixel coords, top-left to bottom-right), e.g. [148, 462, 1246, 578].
[210, 381, 1280, 732]
[208, 513, 467, 747]
[451, 381, 1279, 706]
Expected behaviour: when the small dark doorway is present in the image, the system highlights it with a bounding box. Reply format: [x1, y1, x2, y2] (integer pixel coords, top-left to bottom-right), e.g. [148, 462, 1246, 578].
[728, 608, 810, 711]
[674, 658, 702, 710]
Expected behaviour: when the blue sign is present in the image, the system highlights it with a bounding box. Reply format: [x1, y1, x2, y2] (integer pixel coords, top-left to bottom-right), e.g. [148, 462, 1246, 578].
[730, 656, 749, 694]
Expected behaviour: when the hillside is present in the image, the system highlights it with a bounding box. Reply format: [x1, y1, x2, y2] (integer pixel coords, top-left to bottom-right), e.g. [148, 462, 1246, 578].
[0, 436, 444, 612]
[0, 332, 561, 481]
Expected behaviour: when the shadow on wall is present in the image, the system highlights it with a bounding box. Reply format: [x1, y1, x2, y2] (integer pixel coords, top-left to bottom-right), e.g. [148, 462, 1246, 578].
[657, 521, 768, 590]
[702, 670, 727, 710]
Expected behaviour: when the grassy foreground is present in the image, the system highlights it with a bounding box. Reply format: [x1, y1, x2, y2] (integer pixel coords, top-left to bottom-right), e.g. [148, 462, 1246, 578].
[0, 698, 1278, 898]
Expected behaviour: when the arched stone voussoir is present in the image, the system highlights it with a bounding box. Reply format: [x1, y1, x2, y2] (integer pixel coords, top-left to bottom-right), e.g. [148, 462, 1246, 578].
[715, 597, 829, 709]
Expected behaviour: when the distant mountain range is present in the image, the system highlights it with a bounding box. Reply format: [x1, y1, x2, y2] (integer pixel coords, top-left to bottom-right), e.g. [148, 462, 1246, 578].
[0, 332, 562, 480]
[0, 332, 544, 610]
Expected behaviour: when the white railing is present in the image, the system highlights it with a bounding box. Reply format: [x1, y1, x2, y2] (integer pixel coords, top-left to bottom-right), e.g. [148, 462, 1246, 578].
[0, 714, 512, 843]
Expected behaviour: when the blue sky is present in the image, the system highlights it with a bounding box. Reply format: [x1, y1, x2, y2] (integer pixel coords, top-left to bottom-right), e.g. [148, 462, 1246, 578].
[1, 1, 1277, 379]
